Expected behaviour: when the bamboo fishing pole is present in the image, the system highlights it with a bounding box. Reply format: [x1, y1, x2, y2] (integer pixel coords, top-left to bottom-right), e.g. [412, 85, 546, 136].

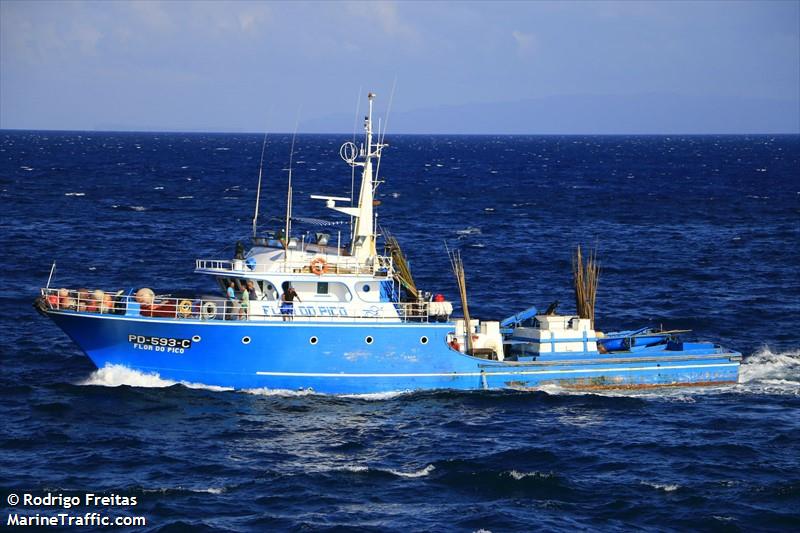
[573, 245, 600, 328]
[447, 246, 472, 354]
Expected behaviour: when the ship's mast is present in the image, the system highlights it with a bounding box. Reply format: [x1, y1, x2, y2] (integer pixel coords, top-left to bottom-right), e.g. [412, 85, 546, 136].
[311, 92, 386, 263]
[350, 92, 379, 261]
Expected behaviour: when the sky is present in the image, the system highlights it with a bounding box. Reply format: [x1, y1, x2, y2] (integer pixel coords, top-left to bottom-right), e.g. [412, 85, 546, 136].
[1, 0, 798, 134]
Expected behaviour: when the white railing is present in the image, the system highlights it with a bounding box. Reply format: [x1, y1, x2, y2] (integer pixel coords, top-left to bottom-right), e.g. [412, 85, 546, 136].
[195, 255, 394, 277]
[39, 288, 440, 323]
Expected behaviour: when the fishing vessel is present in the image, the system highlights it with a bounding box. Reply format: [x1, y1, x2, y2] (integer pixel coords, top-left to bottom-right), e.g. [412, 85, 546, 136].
[35, 93, 742, 394]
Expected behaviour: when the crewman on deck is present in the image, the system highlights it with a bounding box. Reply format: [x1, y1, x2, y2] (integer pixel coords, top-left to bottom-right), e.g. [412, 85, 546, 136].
[281, 285, 300, 322]
[227, 281, 238, 320]
[240, 283, 250, 320]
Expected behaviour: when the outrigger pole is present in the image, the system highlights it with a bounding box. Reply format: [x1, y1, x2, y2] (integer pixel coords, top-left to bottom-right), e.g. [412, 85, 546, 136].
[252, 132, 268, 239]
[284, 108, 301, 252]
[46, 261, 56, 289]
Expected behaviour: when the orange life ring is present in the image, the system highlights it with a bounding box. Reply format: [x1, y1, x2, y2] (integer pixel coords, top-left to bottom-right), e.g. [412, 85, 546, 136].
[310, 257, 329, 276]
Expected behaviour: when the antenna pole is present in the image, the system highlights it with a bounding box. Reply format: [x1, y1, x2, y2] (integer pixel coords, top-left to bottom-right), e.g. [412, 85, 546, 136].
[252, 132, 268, 238]
[284, 176, 292, 250]
[350, 87, 362, 207]
[284, 109, 301, 251]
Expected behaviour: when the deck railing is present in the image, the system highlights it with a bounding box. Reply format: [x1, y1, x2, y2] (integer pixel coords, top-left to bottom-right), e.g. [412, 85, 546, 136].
[39, 288, 439, 323]
[195, 255, 393, 277]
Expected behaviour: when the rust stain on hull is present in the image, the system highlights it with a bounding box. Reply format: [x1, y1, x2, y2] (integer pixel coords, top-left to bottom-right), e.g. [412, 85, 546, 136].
[507, 380, 738, 391]
[558, 380, 738, 391]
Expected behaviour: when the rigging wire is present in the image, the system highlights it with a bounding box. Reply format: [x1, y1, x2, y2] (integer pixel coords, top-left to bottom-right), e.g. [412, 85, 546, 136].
[373, 77, 397, 189]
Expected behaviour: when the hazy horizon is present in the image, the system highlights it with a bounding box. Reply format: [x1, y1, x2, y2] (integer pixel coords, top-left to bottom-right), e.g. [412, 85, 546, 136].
[2, 1, 798, 134]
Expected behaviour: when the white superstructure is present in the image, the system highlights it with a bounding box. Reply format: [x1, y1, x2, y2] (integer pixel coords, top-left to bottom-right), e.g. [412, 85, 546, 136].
[193, 92, 450, 324]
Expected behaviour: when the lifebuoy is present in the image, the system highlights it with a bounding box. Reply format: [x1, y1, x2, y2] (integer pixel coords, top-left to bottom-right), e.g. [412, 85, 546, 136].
[201, 301, 217, 320]
[178, 299, 193, 318]
[310, 257, 329, 276]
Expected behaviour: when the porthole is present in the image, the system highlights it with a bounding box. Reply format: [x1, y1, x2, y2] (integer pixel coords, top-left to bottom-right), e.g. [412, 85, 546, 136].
[242, 336, 251, 345]
[365, 336, 374, 345]
[420, 336, 429, 345]
[362, 284, 371, 292]
[192, 335, 202, 343]
[309, 336, 318, 345]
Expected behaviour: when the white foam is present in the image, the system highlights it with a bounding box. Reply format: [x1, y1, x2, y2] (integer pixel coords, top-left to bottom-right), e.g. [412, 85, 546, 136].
[130, 206, 147, 211]
[456, 227, 481, 235]
[332, 464, 435, 478]
[508, 470, 552, 481]
[335, 465, 370, 473]
[388, 465, 435, 478]
[739, 346, 800, 382]
[738, 347, 800, 394]
[65, 192, 85, 196]
[242, 387, 319, 397]
[80, 364, 231, 392]
[641, 481, 679, 492]
[142, 486, 225, 495]
[340, 390, 412, 400]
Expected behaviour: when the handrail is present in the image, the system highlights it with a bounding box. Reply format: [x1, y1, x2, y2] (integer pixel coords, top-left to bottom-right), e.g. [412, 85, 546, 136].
[39, 288, 438, 323]
[195, 255, 394, 277]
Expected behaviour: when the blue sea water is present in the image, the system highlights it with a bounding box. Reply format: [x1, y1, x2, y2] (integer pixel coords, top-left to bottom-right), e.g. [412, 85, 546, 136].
[1, 131, 799, 531]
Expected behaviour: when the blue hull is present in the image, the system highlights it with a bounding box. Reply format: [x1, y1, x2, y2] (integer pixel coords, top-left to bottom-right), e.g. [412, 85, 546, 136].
[47, 311, 741, 394]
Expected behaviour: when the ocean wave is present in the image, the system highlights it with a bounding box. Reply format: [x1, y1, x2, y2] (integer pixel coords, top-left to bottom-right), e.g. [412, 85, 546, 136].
[640, 481, 680, 492]
[137, 486, 226, 496]
[330, 464, 436, 479]
[506, 470, 556, 481]
[111, 205, 149, 211]
[456, 226, 481, 235]
[79, 364, 231, 392]
[389, 465, 436, 478]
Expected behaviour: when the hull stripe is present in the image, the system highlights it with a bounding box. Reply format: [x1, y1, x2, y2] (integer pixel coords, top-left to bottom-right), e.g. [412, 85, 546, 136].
[256, 362, 739, 378]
